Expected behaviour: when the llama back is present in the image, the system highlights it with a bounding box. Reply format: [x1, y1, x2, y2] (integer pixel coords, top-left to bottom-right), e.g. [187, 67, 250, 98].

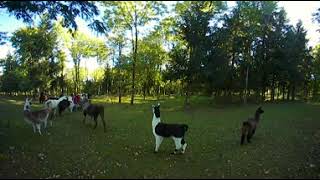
[24, 109, 50, 124]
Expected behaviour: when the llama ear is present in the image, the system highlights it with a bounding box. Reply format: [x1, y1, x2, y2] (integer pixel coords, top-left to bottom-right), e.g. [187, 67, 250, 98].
[157, 103, 160, 106]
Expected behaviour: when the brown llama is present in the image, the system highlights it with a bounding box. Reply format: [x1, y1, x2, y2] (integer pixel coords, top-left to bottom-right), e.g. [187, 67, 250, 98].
[240, 106, 264, 145]
[82, 98, 106, 132]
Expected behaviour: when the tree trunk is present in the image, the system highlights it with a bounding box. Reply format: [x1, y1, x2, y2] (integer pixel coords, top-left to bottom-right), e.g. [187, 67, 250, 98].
[282, 83, 285, 101]
[291, 83, 295, 101]
[276, 82, 280, 100]
[118, 44, 122, 104]
[61, 62, 65, 94]
[262, 86, 266, 101]
[244, 66, 249, 105]
[287, 83, 291, 101]
[271, 73, 275, 101]
[130, 8, 138, 105]
[143, 82, 146, 100]
[304, 80, 308, 101]
[118, 84, 122, 104]
[74, 58, 80, 94]
[185, 84, 190, 107]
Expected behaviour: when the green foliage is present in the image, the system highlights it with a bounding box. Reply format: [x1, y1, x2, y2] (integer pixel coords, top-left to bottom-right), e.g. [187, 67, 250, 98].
[8, 14, 61, 93]
[67, 31, 108, 93]
[0, 1, 319, 105]
[313, 7, 320, 27]
[102, 1, 167, 104]
[0, 1, 104, 32]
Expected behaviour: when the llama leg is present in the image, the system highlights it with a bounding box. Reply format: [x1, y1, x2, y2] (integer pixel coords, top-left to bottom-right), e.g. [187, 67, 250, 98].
[32, 124, 36, 133]
[172, 137, 182, 154]
[83, 112, 87, 124]
[101, 117, 106, 132]
[241, 134, 246, 145]
[247, 132, 252, 143]
[252, 129, 256, 136]
[44, 119, 47, 129]
[93, 116, 98, 129]
[53, 109, 56, 119]
[181, 138, 187, 154]
[36, 124, 41, 135]
[154, 136, 163, 153]
[49, 113, 53, 127]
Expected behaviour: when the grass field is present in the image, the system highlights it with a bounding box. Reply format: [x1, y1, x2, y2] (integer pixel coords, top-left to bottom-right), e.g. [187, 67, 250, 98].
[0, 95, 319, 178]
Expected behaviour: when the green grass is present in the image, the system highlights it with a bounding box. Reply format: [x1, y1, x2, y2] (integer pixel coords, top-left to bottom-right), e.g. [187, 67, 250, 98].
[0, 95, 320, 178]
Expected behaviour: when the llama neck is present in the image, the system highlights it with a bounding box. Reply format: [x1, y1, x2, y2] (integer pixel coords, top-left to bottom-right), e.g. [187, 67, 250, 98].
[152, 113, 160, 128]
[83, 102, 90, 110]
[254, 112, 261, 121]
[23, 104, 29, 111]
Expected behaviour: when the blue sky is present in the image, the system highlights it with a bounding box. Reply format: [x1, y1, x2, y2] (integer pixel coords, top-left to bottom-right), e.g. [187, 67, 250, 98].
[0, 1, 319, 74]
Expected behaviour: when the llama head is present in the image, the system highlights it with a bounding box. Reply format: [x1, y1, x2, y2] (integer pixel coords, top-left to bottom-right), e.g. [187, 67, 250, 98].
[256, 106, 264, 114]
[24, 98, 32, 111]
[152, 103, 160, 118]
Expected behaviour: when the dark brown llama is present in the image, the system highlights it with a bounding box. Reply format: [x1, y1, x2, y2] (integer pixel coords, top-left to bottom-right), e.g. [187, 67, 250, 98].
[82, 99, 106, 132]
[240, 106, 264, 145]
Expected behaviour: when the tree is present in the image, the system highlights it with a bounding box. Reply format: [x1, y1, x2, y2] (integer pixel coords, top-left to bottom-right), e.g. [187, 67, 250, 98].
[108, 33, 127, 103]
[313, 7, 320, 32]
[11, 14, 59, 94]
[137, 30, 167, 100]
[282, 21, 309, 101]
[312, 45, 320, 99]
[68, 31, 108, 93]
[172, 1, 226, 106]
[0, 1, 106, 35]
[102, 1, 166, 105]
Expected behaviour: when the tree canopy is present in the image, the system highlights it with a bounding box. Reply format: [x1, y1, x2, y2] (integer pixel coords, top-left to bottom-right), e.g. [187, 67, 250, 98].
[0, 1, 319, 105]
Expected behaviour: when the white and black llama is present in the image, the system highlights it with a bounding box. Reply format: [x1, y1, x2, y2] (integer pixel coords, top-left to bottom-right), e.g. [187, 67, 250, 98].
[152, 103, 188, 154]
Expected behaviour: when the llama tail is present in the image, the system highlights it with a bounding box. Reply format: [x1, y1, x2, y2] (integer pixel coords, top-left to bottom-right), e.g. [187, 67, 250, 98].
[183, 124, 188, 132]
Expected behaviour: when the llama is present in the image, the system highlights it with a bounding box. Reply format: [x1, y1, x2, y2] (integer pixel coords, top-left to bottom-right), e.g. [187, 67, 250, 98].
[82, 98, 106, 132]
[57, 96, 75, 115]
[44, 96, 65, 117]
[240, 106, 264, 145]
[44, 96, 74, 118]
[23, 98, 51, 135]
[58, 99, 70, 116]
[152, 103, 188, 154]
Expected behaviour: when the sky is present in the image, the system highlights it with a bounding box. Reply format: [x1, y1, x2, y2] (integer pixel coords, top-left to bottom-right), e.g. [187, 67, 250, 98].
[0, 1, 319, 75]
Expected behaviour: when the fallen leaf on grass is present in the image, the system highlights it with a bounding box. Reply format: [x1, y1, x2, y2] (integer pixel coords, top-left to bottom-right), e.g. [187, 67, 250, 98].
[309, 163, 316, 168]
